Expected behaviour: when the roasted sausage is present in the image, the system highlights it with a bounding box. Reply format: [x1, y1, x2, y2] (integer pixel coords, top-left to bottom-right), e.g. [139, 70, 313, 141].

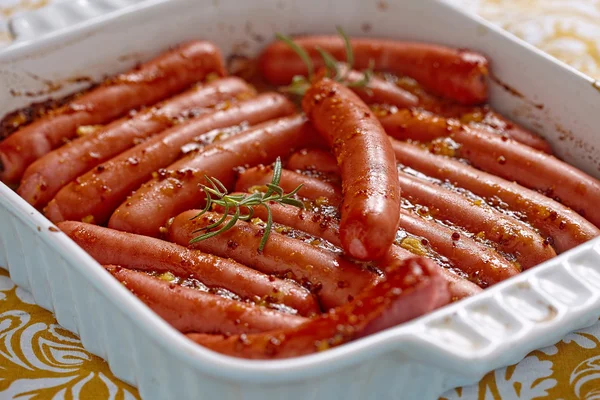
[303, 78, 401, 260]
[259, 36, 488, 104]
[396, 172, 556, 269]
[44, 93, 295, 225]
[379, 108, 552, 154]
[58, 221, 319, 316]
[232, 198, 482, 298]
[249, 166, 518, 286]
[390, 139, 599, 253]
[18, 77, 254, 208]
[108, 115, 325, 237]
[187, 257, 450, 359]
[453, 128, 600, 229]
[286, 148, 340, 174]
[0, 41, 226, 184]
[316, 63, 419, 108]
[168, 210, 378, 310]
[105, 266, 307, 334]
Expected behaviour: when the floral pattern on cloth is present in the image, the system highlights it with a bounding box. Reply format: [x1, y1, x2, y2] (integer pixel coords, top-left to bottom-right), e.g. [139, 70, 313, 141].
[1, 0, 600, 399]
[0, 269, 139, 399]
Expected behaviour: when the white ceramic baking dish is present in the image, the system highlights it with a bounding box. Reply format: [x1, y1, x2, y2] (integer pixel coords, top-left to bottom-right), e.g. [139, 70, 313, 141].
[1, 0, 600, 399]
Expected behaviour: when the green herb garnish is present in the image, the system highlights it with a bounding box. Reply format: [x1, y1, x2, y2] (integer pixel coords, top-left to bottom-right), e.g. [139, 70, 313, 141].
[189, 157, 304, 251]
[278, 26, 374, 96]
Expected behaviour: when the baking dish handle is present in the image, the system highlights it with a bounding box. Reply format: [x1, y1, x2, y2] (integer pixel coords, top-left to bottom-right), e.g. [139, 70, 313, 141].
[392, 243, 600, 380]
[7, 0, 146, 44]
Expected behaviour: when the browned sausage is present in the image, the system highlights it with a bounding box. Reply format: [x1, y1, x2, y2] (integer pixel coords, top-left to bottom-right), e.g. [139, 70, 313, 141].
[44, 93, 295, 225]
[392, 79, 552, 153]
[286, 148, 340, 174]
[316, 63, 419, 108]
[390, 139, 599, 253]
[397, 209, 519, 286]
[187, 257, 450, 358]
[58, 221, 319, 316]
[233, 198, 482, 298]
[453, 128, 600, 229]
[380, 110, 600, 227]
[469, 110, 552, 154]
[0, 41, 226, 184]
[235, 165, 343, 206]
[168, 210, 378, 310]
[303, 78, 401, 260]
[108, 115, 325, 237]
[259, 36, 488, 104]
[18, 77, 255, 209]
[379, 109, 552, 154]
[105, 266, 307, 334]
[397, 172, 556, 269]
[249, 167, 518, 286]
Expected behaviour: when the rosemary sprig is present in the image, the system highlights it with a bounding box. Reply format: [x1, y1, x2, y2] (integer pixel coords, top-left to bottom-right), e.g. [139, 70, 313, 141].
[278, 26, 374, 96]
[189, 157, 304, 251]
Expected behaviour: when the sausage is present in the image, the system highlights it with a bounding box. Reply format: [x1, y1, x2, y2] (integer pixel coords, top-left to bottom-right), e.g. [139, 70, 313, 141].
[379, 109, 461, 142]
[168, 210, 378, 310]
[394, 78, 552, 153]
[286, 148, 340, 174]
[316, 63, 418, 108]
[44, 93, 295, 225]
[259, 36, 488, 104]
[290, 145, 553, 269]
[380, 110, 600, 227]
[470, 110, 552, 154]
[104, 266, 307, 334]
[303, 78, 401, 260]
[379, 109, 552, 154]
[452, 128, 600, 229]
[108, 115, 325, 237]
[390, 140, 599, 253]
[0, 41, 226, 184]
[187, 257, 450, 359]
[252, 166, 518, 286]
[233, 198, 482, 299]
[236, 165, 343, 206]
[398, 209, 519, 286]
[58, 221, 319, 316]
[18, 77, 255, 209]
[397, 172, 556, 269]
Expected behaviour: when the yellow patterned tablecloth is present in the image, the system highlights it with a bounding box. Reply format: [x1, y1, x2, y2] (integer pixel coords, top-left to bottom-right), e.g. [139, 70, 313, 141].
[1, 0, 600, 398]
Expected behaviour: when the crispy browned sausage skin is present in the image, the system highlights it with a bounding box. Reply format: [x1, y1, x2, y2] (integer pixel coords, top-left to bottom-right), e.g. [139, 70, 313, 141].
[1, 41, 226, 183]
[188, 257, 450, 359]
[168, 210, 378, 310]
[390, 140, 599, 253]
[259, 36, 488, 104]
[44, 93, 295, 225]
[18, 77, 254, 209]
[303, 78, 401, 260]
[105, 266, 307, 334]
[58, 221, 319, 316]
[108, 115, 324, 237]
